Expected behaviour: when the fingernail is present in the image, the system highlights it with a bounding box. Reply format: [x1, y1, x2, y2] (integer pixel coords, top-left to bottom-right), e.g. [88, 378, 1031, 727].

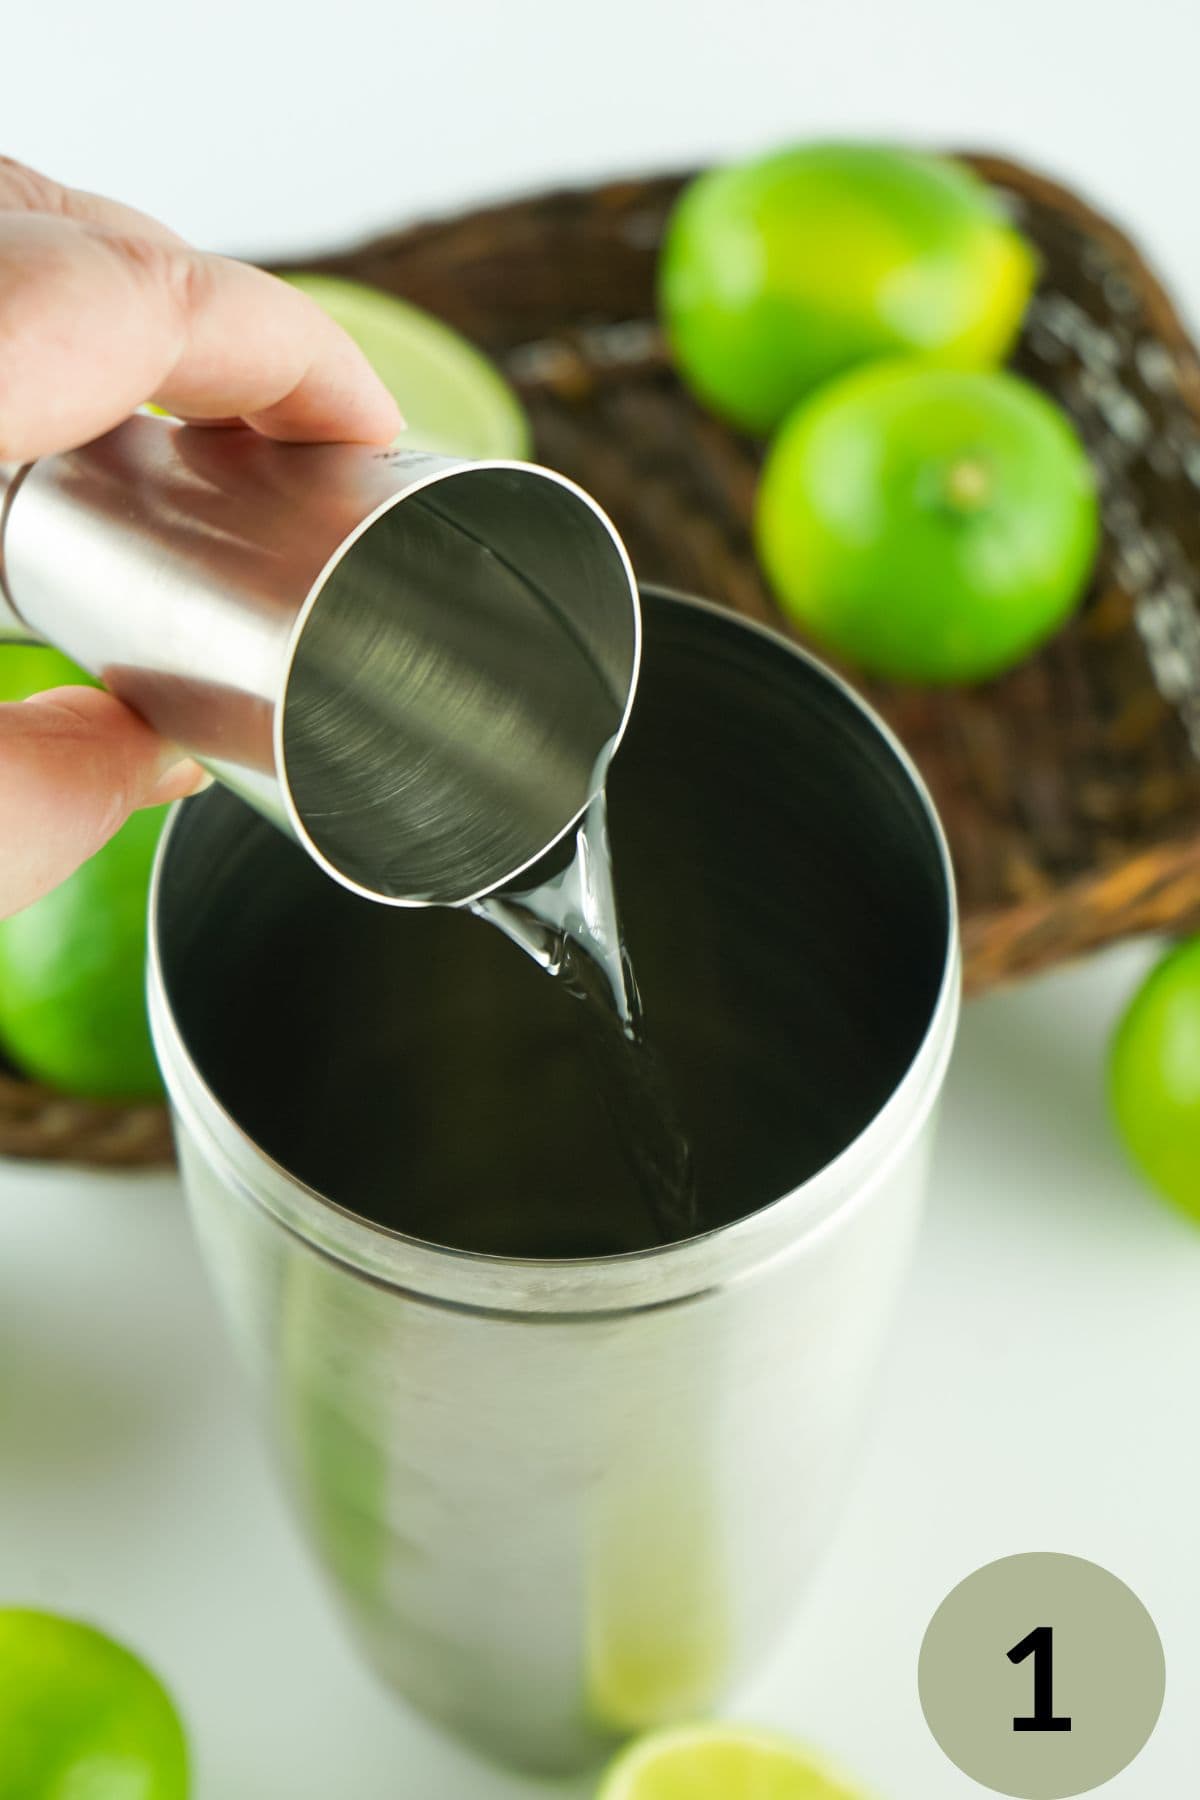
[146, 754, 213, 806]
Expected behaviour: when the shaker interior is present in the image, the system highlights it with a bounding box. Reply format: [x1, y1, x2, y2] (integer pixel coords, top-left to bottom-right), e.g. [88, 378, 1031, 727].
[281, 466, 637, 906]
[158, 591, 951, 1257]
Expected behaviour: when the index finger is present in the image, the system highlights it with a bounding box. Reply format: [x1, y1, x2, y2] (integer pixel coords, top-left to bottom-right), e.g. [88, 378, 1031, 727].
[0, 163, 403, 461]
[0, 154, 187, 246]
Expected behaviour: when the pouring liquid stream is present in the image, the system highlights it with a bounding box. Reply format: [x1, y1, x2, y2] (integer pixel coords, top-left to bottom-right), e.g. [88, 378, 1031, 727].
[473, 787, 699, 1246]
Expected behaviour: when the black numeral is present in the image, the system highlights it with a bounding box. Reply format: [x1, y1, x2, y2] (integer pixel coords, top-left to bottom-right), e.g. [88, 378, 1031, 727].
[1008, 1625, 1072, 1732]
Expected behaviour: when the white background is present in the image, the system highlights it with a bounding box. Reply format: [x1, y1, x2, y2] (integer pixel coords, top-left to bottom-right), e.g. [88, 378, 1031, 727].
[6, 0, 1200, 303]
[4, 3, 1200, 1795]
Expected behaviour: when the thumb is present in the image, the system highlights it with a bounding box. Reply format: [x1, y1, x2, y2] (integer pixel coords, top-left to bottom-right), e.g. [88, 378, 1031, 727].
[0, 686, 208, 917]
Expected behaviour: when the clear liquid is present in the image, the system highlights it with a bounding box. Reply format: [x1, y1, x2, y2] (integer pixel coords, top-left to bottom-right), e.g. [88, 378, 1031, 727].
[474, 788, 699, 1246]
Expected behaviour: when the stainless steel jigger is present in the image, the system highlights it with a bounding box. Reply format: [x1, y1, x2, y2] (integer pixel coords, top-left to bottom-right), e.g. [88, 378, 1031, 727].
[0, 415, 641, 905]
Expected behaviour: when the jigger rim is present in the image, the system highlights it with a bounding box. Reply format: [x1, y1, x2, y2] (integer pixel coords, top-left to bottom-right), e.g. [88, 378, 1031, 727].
[276, 455, 643, 908]
[149, 587, 960, 1320]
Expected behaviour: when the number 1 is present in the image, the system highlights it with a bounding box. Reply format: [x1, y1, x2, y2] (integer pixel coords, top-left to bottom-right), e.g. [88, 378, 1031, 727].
[1009, 1626, 1072, 1732]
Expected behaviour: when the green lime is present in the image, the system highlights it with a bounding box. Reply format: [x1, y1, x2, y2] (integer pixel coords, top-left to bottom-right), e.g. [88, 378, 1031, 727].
[659, 143, 1036, 433]
[0, 645, 162, 1098]
[0, 804, 165, 1099]
[598, 1725, 867, 1800]
[279, 272, 530, 459]
[0, 643, 96, 701]
[1110, 938, 1200, 1223]
[0, 1609, 188, 1800]
[0, 647, 162, 1099]
[756, 362, 1099, 683]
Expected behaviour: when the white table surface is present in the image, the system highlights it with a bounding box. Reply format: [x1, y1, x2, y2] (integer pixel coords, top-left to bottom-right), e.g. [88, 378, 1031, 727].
[3, 941, 1198, 1797]
[5, 5, 1200, 1790]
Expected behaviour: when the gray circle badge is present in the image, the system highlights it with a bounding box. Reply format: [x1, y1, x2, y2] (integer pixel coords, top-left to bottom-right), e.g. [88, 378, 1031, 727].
[918, 1553, 1164, 1797]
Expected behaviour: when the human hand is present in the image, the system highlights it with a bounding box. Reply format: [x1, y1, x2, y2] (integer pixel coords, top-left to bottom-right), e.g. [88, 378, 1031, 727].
[0, 157, 402, 917]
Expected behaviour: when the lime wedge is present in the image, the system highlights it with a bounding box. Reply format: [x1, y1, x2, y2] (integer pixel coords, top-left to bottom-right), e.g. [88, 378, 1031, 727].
[598, 1724, 867, 1800]
[279, 272, 530, 459]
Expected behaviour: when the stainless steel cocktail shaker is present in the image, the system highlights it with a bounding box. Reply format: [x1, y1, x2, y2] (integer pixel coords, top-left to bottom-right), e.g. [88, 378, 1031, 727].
[0, 415, 640, 905]
[149, 587, 960, 1774]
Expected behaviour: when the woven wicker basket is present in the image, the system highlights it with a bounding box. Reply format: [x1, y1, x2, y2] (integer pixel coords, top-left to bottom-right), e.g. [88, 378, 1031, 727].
[5, 151, 1200, 1166]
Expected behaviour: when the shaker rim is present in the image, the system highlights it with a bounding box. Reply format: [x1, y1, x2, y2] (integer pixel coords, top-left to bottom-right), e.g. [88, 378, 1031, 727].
[148, 584, 959, 1319]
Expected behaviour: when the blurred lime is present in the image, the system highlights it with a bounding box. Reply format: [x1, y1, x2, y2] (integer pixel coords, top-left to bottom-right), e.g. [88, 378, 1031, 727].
[0, 1609, 188, 1800]
[0, 648, 162, 1094]
[598, 1725, 866, 1800]
[0, 643, 96, 701]
[586, 1480, 727, 1733]
[0, 805, 165, 1099]
[756, 362, 1099, 683]
[1110, 938, 1200, 1223]
[279, 273, 530, 458]
[0, 645, 163, 1099]
[659, 142, 1035, 433]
